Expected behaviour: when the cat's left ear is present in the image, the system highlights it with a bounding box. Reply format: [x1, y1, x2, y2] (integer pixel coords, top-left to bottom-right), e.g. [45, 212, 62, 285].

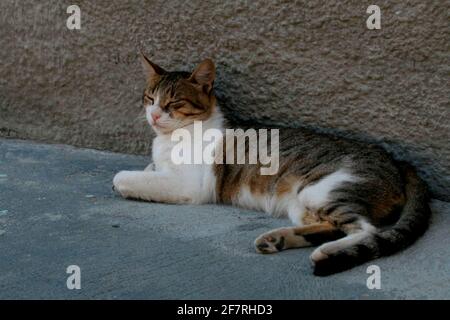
[189, 59, 215, 94]
[140, 52, 166, 85]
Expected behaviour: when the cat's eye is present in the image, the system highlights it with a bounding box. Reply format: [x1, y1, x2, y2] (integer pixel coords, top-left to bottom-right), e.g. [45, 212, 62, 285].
[167, 100, 186, 109]
[144, 95, 154, 105]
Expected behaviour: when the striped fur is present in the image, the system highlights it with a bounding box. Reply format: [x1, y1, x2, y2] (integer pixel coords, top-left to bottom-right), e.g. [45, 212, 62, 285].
[312, 164, 431, 275]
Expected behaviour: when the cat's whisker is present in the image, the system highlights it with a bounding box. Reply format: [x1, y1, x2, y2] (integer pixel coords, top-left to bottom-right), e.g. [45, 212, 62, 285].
[134, 114, 148, 123]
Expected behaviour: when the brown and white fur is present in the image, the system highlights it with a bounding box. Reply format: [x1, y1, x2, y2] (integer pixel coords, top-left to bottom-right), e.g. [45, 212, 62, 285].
[113, 55, 431, 276]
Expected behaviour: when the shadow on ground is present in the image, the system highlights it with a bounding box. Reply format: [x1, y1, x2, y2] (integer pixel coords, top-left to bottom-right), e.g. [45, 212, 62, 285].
[0, 139, 449, 299]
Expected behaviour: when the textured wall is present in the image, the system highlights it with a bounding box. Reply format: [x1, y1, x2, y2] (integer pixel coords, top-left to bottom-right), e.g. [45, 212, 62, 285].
[0, 0, 449, 200]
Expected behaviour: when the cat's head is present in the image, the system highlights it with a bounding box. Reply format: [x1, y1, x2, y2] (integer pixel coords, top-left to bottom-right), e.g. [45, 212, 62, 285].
[140, 53, 216, 134]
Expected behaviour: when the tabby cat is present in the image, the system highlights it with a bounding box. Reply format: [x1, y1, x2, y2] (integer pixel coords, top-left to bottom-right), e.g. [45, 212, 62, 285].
[113, 54, 431, 276]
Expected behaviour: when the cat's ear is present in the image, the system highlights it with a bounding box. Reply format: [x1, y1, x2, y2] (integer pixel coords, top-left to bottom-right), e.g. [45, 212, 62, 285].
[189, 59, 215, 94]
[140, 52, 166, 84]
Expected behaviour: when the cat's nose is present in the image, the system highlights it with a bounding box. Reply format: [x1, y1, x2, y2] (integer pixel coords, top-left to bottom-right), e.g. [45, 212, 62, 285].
[151, 113, 161, 122]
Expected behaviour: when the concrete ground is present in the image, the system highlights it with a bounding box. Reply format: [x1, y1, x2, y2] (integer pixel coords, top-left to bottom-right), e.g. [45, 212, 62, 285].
[0, 138, 449, 299]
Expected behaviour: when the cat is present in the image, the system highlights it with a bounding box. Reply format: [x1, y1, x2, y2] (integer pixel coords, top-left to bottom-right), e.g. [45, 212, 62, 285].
[113, 53, 431, 276]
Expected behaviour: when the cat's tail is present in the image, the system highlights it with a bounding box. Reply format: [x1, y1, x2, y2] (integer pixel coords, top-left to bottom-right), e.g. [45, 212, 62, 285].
[313, 163, 431, 276]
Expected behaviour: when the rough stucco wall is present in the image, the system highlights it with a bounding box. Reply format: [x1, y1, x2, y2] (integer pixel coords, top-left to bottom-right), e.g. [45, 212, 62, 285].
[0, 0, 449, 200]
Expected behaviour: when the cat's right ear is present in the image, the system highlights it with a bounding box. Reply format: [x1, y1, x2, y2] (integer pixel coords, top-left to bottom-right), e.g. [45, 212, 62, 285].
[140, 52, 166, 85]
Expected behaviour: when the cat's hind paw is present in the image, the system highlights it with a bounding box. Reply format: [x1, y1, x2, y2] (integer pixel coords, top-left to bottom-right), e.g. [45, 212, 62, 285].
[254, 230, 286, 254]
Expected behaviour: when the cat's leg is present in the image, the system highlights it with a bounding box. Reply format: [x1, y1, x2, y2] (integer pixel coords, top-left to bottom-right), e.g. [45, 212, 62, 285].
[111, 164, 155, 192]
[254, 222, 345, 254]
[309, 215, 376, 275]
[113, 170, 199, 204]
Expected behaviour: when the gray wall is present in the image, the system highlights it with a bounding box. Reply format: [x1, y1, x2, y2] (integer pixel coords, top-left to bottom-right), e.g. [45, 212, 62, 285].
[0, 0, 449, 201]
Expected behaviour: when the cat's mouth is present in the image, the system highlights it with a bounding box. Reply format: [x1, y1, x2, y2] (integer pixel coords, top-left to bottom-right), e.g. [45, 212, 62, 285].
[151, 121, 168, 129]
[151, 119, 195, 134]
[151, 122, 174, 134]
[152, 120, 187, 132]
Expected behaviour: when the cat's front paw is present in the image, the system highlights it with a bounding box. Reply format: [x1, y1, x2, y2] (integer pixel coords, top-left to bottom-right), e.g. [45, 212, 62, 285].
[113, 171, 135, 198]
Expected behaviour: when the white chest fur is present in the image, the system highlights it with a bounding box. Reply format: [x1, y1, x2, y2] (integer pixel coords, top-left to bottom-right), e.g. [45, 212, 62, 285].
[150, 110, 225, 204]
